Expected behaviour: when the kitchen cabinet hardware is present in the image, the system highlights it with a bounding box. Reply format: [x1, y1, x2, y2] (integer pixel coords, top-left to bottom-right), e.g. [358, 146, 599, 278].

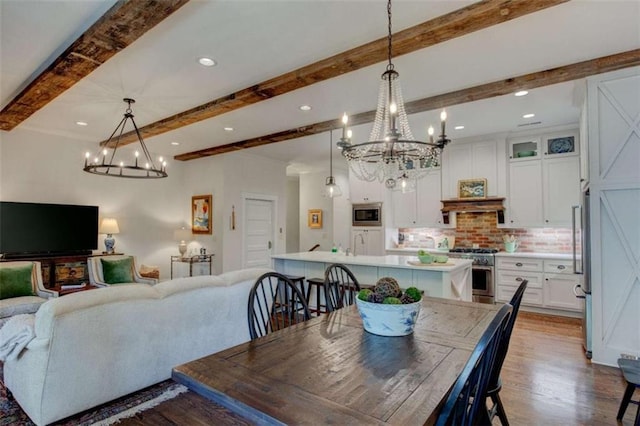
[516, 262, 523, 267]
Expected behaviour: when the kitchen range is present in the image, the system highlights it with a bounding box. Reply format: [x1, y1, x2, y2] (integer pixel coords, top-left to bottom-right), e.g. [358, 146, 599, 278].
[446, 248, 498, 304]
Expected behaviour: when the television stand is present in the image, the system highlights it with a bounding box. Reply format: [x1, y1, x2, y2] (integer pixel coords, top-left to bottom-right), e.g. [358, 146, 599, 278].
[1, 253, 92, 289]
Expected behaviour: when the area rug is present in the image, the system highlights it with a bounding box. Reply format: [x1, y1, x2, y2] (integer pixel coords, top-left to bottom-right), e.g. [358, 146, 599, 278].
[0, 364, 187, 426]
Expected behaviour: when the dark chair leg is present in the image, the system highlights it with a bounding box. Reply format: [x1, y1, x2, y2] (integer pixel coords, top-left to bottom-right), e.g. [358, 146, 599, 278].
[617, 382, 636, 420]
[491, 393, 509, 426]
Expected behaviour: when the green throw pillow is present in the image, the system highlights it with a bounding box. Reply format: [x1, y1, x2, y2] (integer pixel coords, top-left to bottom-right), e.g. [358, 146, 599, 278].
[101, 257, 134, 284]
[0, 263, 35, 300]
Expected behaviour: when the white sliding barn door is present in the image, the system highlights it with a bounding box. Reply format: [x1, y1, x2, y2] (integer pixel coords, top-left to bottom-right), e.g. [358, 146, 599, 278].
[588, 66, 640, 366]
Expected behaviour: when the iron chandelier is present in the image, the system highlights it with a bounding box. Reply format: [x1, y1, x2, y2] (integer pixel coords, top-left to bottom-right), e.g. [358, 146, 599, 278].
[83, 98, 167, 179]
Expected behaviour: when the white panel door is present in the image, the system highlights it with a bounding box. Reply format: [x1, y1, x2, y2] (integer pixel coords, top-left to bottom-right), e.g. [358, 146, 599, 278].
[244, 198, 274, 268]
[588, 66, 640, 366]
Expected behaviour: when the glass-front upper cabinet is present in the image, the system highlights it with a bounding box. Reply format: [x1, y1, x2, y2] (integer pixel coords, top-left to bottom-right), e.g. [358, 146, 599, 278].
[508, 137, 540, 161]
[542, 131, 579, 157]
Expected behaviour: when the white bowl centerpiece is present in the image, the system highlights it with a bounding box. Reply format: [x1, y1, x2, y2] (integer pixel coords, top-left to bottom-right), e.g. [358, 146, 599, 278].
[355, 277, 422, 337]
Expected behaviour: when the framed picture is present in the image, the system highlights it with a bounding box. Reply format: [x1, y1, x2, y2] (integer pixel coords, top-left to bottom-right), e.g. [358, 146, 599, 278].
[192, 194, 212, 234]
[458, 178, 487, 199]
[308, 209, 322, 229]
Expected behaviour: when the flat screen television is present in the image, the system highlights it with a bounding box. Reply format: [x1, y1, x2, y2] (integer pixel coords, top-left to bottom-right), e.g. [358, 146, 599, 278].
[0, 201, 99, 258]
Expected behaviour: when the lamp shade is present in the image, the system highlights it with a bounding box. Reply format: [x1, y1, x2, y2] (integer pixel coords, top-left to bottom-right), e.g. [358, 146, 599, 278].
[174, 227, 191, 242]
[99, 218, 120, 235]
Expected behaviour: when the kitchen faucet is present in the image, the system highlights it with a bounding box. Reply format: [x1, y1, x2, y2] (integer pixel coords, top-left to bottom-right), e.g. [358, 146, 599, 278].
[353, 233, 365, 256]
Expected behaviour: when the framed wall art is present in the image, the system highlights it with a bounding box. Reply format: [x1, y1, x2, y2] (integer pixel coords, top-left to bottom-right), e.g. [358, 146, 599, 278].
[458, 178, 487, 199]
[308, 209, 322, 229]
[192, 194, 212, 234]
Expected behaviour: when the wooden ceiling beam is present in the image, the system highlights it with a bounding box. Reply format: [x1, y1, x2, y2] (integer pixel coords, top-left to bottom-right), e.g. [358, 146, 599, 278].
[101, 0, 569, 148]
[0, 0, 191, 131]
[175, 49, 640, 161]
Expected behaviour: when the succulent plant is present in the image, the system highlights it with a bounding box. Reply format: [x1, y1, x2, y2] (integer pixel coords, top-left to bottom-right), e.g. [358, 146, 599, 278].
[367, 293, 385, 303]
[404, 287, 422, 302]
[359, 281, 423, 305]
[358, 289, 373, 301]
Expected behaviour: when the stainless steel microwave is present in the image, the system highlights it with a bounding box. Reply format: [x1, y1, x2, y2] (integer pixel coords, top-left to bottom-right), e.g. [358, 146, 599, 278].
[353, 203, 382, 226]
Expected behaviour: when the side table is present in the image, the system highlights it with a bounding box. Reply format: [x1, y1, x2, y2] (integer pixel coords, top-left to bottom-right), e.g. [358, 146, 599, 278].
[171, 254, 214, 279]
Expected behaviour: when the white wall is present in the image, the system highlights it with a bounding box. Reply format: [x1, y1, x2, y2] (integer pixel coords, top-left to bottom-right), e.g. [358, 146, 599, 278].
[0, 127, 289, 278]
[0, 127, 185, 279]
[298, 169, 350, 252]
[286, 177, 300, 253]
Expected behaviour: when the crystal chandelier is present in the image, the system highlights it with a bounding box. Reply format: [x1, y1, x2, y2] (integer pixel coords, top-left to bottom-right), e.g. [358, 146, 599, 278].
[338, 0, 450, 190]
[83, 98, 167, 179]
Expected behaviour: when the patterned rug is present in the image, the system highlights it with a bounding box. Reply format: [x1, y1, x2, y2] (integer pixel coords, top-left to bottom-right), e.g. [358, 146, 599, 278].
[0, 364, 187, 426]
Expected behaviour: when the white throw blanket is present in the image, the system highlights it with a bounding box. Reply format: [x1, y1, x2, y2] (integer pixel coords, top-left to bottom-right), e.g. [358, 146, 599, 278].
[0, 313, 35, 361]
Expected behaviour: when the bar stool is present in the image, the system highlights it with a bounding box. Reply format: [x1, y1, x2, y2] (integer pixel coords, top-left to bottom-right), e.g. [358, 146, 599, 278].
[282, 274, 306, 315]
[617, 357, 640, 425]
[305, 277, 328, 317]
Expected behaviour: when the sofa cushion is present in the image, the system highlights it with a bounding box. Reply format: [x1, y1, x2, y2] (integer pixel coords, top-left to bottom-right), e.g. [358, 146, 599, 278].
[0, 296, 46, 319]
[101, 257, 134, 284]
[0, 263, 35, 299]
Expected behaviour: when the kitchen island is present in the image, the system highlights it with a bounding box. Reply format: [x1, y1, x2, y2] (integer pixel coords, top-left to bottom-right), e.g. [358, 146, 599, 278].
[272, 251, 473, 301]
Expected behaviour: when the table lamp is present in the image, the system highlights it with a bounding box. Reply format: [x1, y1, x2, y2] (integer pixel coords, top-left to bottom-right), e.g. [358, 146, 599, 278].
[99, 218, 120, 254]
[174, 227, 191, 257]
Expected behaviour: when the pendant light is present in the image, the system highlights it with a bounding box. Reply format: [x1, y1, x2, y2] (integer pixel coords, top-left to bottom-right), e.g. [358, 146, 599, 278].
[324, 130, 342, 198]
[337, 0, 451, 189]
[83, 98, 167, 179]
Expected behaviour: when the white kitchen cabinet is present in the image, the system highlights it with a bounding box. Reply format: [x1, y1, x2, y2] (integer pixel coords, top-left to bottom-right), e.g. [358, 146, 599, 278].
[349, 173, 383, 203]
[542, 156, 581, 226]
[506, 130, 580, 228]
[442, 139, 500, 199]
[543, 259, 582, 311]
[391, 169, 447, 227]
[496, 255, 582, 315]
[351, 227, 384, 256]
[507, 160, 543, 227]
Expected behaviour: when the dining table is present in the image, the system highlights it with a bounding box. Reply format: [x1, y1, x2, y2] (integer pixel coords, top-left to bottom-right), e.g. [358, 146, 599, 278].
[172, 296, 502, 425]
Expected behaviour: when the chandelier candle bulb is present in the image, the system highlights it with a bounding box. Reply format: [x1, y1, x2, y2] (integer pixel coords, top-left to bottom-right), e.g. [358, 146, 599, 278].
[342, 112, 348, 139]
[440, 110, 447, 136]
[428, 126, 434, 144]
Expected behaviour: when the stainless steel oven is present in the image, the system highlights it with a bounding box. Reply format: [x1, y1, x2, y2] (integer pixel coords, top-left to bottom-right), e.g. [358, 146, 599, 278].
[352, 203, 382, 227]
[448, 248, 497, 304]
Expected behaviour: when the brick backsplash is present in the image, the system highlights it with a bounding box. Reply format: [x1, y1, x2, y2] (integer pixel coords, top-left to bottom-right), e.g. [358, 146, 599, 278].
[399, 212, 573, 253]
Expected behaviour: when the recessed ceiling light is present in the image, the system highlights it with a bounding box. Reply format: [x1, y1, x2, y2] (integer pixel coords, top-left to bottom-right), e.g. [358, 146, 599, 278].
[171, 141, 180, 146]
[224, 127, 234, 132]
[198, 57, 216, 67]
[299, 105, 312, 111]
[76, 121, 88, 126]
[454, 125, 465, 130]
[523, 113, 535, 118]
[514, 90, 529, 97]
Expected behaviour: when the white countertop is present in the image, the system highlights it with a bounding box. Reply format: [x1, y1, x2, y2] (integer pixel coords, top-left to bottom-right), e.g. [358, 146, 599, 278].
[387, 247, 573, 260]
[272, 251, 472, 272]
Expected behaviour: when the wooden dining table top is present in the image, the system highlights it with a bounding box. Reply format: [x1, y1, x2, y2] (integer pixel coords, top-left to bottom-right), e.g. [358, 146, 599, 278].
[172, 296, 502, 425]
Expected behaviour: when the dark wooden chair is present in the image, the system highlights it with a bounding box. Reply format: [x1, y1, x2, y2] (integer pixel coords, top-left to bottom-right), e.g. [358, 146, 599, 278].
[436, 304, 513, 426]
[486, 279, 528, 425]
[323, 263, 361, 312]
[247, 272, 311, 340]
[617, 357, 640, 425]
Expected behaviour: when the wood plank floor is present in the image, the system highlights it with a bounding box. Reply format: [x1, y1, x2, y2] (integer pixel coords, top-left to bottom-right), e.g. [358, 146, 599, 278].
[120, 311, 635, 425]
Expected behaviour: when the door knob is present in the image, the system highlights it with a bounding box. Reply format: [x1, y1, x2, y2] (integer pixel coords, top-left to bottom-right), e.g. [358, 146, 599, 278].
[268, 241, 272, 249]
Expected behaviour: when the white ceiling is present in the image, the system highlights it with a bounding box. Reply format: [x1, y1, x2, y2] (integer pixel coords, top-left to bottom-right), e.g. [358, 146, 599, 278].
[1, 0, 639, 175]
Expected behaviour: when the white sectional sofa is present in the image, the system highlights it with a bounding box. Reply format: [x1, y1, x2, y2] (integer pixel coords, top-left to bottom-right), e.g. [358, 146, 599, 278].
[3, 267, 271, 425]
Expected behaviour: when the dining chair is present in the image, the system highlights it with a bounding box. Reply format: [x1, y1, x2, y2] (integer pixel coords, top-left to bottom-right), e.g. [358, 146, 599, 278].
[247, 272, 311, 340]
[436, 303, 513, 426]
[486, 279, 528, 425]
[323, 263, 361, 312]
